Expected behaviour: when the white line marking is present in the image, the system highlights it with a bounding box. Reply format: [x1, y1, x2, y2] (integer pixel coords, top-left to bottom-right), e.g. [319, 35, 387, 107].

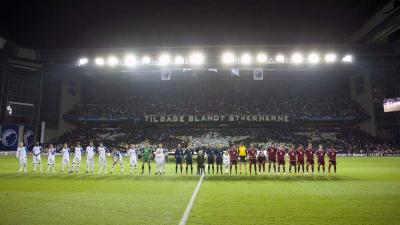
[179, 174, 204, 225]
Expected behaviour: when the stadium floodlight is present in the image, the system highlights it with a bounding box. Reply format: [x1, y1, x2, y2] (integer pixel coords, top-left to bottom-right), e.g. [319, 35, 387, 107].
[222, 52, 235, 64]
[95, 57, 105, 66]
[342, 54, 353, 63]
[275, 54, 285, 63]
[189, 52, 204, 65]
[107, 56, 119, 67]
[78, 58, 88, 66]
[158, 54, 171, 66]
[174, 56, 185, 65]
[124, 54, 138, 67]
[240, 53, 252, 65]
[142, 56, 151, 64]
[308, 53, 320, 64]
[291, 53, 304, 64]
[324, 53, 337, 63]
[256, 53, 267, 63]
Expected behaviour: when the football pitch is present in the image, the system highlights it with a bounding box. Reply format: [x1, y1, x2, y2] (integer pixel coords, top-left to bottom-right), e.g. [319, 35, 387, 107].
[0, 156, 399, 225]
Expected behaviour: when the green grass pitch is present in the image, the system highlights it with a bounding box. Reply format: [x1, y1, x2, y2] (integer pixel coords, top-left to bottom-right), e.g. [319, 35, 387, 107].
[0, 156, 399, 225]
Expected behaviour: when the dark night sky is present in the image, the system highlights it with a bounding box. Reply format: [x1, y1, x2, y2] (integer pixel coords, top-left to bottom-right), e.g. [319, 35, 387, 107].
[0, 0, 390, 49]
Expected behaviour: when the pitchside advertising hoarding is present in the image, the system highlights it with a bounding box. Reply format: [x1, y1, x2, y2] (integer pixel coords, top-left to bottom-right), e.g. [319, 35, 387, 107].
[0, 124, 35, 151]
[383, 97, 400, 113]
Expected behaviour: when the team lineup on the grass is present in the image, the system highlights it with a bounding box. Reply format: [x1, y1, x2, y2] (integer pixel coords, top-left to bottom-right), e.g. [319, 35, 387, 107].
[14, 140, 338, 175]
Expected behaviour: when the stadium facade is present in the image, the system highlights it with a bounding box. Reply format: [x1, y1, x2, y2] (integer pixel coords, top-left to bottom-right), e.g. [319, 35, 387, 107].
[0, 0, 399, 151]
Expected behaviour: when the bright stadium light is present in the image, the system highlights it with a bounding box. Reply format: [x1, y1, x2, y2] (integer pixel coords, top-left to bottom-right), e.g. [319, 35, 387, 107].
[124, 54, 138, 67]
[256, 53, 267, 63]
[174, 56, 185, 65]
[240, 53, 252, 65]
[308, 53, 320, 64]
[325, 53, 337, 63]
[342, 54, 353, 63]
[142, 56, 151, 64]
[291, 53, 304, 64]
[189, 52, 204, 65]
[158, 54, 171, 66]
[107, 56, 119, 66]
[222, 52, 235, 64]
[78, 58, 88, 66]
[275, 54, 285, 63]
[95, 57, 105, 66]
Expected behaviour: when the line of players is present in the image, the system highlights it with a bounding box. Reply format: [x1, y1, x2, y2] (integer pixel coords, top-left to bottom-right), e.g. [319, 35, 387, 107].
[177, 142, 337, 175]
[15, 140, 337, 175]
[220, 143, 338, 175]
[15, 141, 162, 175]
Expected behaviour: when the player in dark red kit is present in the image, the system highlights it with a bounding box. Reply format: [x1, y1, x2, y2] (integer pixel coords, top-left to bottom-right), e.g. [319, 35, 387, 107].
[316, 144, 326, 175]
[288, 145, 297, 174]
[257, 148, 267, 175]
[247, 144, 257, 175]
[327, 147, 337, 174]
[267, 143, 277, 174]
[305, 143, 315, 175]
[277, 145, 286, 174]
[228, 145, 239, 174]
[297, 144, 305, 174]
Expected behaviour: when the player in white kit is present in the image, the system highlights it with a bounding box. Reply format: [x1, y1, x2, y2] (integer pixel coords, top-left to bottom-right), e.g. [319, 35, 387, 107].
[46, 144, 56, 173]
[127, 144, 138, 175]
[155, 143, 165, 175]
[71, 142, 83, 173]
[86, 141, 95, 173]
[223, 150, 230, 174]
[16, 142, 27, 173]
[97, 142, 108, 174]
[32, 141, 43, 173]
[61, 143, 70, 172]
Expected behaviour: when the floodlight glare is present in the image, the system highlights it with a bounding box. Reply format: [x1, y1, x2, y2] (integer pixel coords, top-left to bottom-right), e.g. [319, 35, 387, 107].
[142, 56, 151, 64]
[275, 54, 285, 63]
[107, 56, 119, 66]
[222, 52, 235, 64]
[342, 54, 353, 63]
[291, 53, 304, 64]
[189, 52, 204, 65]
[158, 54, 171, 66]
[174, 56, 185, 65]
[240, 53, 252, 65]
[95, 57, 105, 66]
[325, 53, 337, 63]
[124, 55, 137, 67]
[256, 53, 267, 63]
[78, 58, 88, 66]
[308, 53, 320, 64]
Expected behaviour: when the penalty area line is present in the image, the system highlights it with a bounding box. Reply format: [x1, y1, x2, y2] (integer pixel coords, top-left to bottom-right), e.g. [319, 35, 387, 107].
[179, 174, 204, 225]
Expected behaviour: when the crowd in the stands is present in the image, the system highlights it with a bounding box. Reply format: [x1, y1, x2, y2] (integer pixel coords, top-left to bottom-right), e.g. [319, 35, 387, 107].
[55, 126, 399, 153]
[64, 79, 369, 120]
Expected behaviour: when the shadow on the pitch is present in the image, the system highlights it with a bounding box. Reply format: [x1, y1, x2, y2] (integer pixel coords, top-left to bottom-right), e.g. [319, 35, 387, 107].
[202, 173, 356, 181]
[0, 172, 201, 181]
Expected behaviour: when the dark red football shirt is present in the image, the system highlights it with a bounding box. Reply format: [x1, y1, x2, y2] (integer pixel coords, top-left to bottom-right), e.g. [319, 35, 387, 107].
[306, 148, 314, 161]
[316, 149, 325, 161]
[268, 147, 276, 160]
[247, 148, 257, 159]
[277, 149, 285, 161]
[289, 149, 297, 161]
[229, 148, 238, 160]
[327, 150, 336, 161]
[297, 148, 305, 161]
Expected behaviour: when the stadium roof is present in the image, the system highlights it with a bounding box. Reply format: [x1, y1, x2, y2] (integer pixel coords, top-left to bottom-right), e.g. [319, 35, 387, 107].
[0, 0, 391, 49]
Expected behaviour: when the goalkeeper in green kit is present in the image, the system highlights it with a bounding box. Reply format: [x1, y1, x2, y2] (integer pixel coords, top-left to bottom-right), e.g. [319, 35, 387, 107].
[141, 141, 153, 174]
